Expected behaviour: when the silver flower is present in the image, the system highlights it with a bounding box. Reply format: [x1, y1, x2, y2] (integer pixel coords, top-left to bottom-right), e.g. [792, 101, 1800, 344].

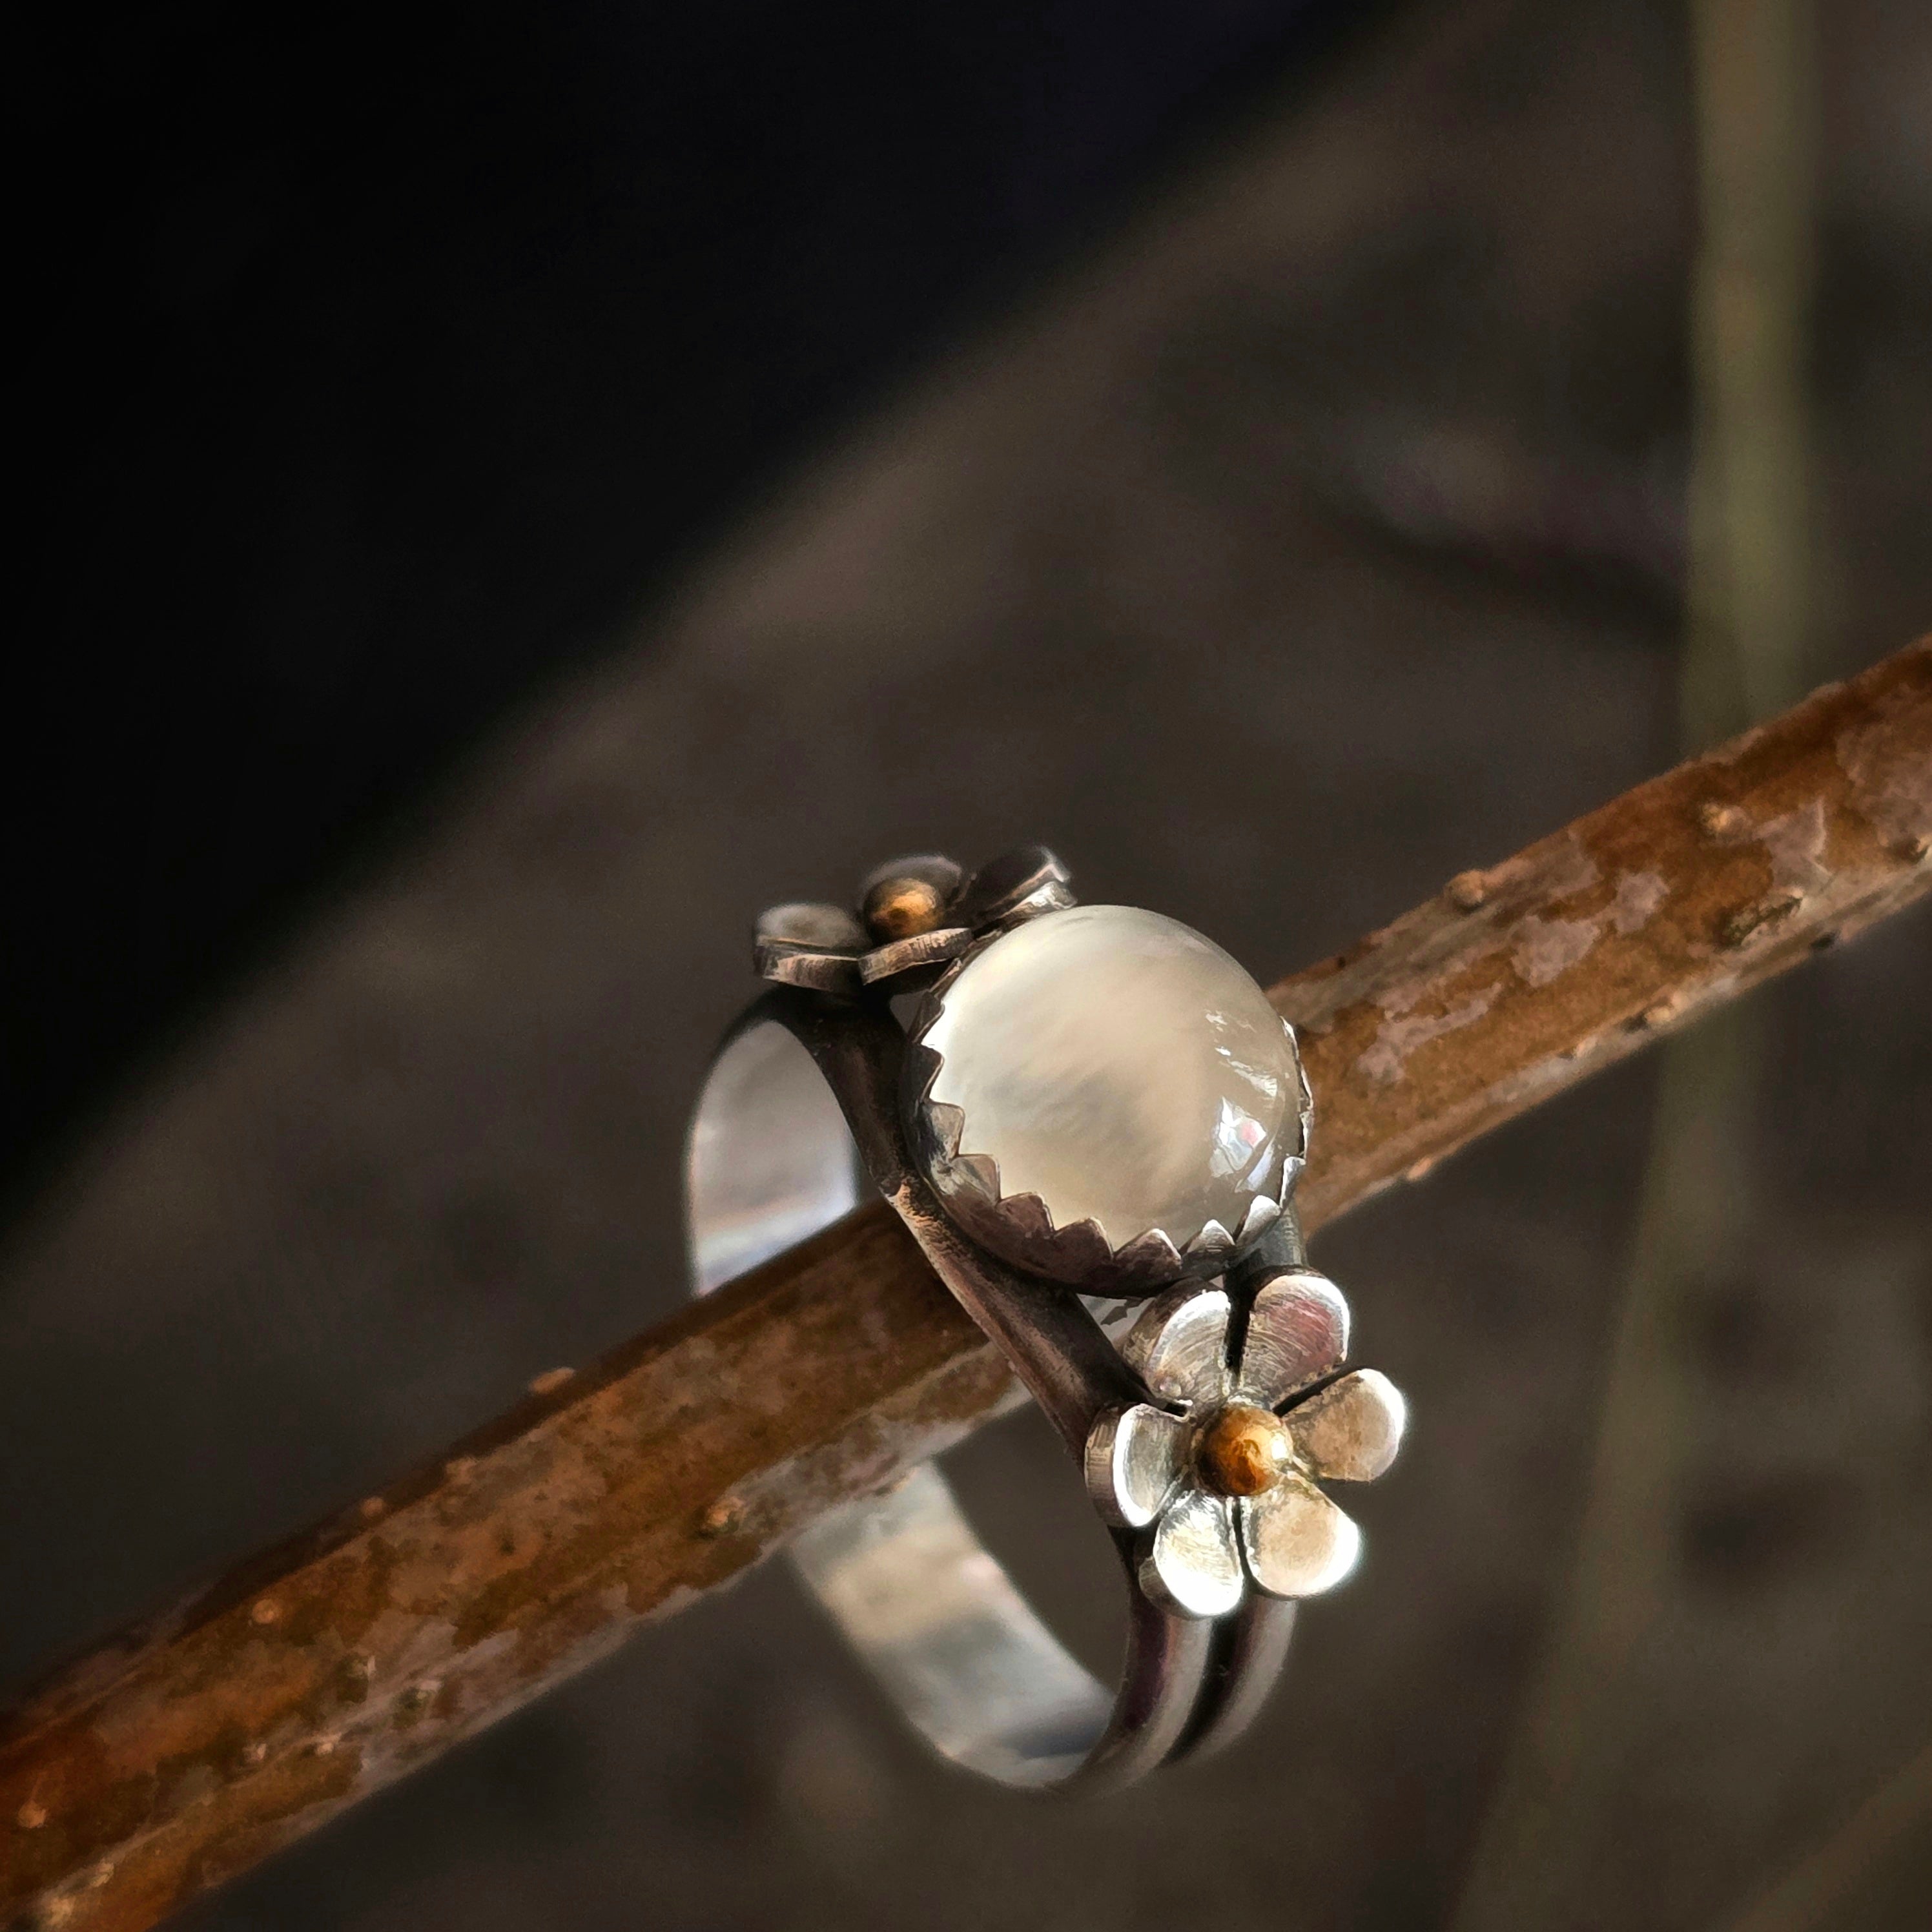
[1085, 1270, 1406, 1617]
[753, 847, 1072, 996]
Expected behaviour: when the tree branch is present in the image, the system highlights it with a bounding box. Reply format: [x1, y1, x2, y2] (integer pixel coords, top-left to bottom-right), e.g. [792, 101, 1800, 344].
[4, 639, 1929, 1932]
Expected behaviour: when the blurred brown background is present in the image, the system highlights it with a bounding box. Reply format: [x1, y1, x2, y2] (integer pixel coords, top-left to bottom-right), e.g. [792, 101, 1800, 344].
[8, 1, 1931, 1927]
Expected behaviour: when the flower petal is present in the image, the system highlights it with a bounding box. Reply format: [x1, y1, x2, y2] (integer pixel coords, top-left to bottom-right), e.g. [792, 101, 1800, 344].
[1140, 1490, 1244, 1619]
[753, 902, 867, 992]
[1238, 1268, 1349, 1405]
[1240, 1474, 1361, 1598]
[755, 901, 867, 951]
[1085, 1403, 1185, 1528]
[858, 926, 974, 984]
[955, 845, 1071, 927]
[1288, 1369, 1406, 1483]
[1122, 1285, 1232, 1405]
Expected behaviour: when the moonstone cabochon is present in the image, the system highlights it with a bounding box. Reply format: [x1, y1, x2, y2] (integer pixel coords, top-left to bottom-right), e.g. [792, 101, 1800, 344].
[907, 905, 1303, 1288]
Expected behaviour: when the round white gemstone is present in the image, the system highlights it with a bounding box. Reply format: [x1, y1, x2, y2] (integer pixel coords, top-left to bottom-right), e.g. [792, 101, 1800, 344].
[915, 905, 1298, 1257]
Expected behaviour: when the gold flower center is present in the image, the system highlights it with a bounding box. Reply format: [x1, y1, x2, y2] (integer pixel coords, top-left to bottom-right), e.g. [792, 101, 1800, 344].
[863, 875, 948, 942]
[1195, 1403, 1294, 1497]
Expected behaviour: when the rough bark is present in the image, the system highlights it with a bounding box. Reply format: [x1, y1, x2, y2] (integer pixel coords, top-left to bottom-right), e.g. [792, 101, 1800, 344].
[3, 639, 1929, 1932]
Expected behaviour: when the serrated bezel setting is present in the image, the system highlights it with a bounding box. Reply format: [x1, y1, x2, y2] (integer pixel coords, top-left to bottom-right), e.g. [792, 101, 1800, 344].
[900, 919, 1313, 1299]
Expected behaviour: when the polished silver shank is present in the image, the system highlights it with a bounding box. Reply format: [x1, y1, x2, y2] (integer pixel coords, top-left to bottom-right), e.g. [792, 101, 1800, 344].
[685, 988, 1300, 1793]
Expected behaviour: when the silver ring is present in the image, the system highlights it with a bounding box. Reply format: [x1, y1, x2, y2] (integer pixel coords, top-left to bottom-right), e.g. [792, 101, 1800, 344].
[684, 847, 1405, 1794]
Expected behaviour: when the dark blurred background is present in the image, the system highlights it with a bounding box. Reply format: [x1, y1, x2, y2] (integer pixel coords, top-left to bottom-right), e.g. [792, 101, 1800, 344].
[8, 2, 1930, 1928]
[11, 0, 1350, 1207]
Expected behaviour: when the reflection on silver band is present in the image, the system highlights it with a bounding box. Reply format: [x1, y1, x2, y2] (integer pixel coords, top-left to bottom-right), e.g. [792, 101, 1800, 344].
[792, 1468, 1113, 1788]
[686, 1000, 1300, 1793]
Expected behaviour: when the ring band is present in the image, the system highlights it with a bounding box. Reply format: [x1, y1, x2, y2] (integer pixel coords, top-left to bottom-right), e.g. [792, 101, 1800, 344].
[684, 850, 1404, 1794]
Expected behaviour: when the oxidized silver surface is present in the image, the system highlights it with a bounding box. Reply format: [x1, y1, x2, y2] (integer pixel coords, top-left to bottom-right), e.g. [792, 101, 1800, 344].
[752, 845, 1311, 1297]
[752, 845, 1071, 998]
[708, 843, 1405, 1793]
